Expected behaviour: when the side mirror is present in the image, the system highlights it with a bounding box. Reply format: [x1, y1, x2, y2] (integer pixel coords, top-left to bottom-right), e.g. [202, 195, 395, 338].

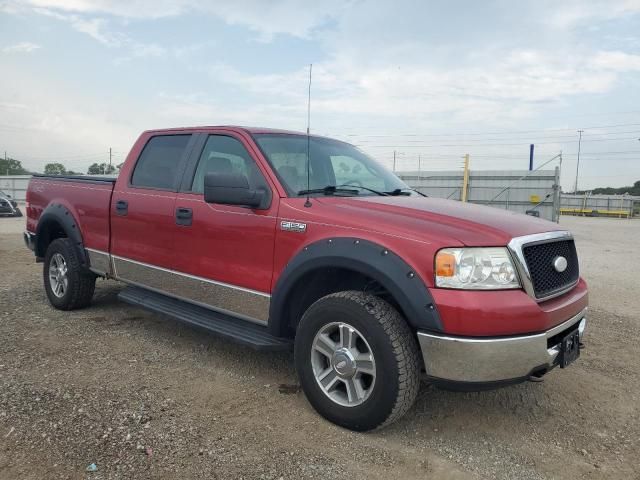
[204, 172, 264, 208]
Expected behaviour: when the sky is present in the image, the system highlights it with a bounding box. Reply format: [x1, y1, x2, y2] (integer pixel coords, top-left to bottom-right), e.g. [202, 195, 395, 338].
[1, 0, 639, 190]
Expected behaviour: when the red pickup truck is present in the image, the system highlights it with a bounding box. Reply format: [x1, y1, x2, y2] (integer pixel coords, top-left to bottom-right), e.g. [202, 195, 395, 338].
[25, 126, 588, 431]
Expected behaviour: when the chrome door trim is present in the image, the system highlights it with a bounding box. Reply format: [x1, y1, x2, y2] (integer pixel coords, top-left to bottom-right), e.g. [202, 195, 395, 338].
[111, 255, 270, 324]
[111, 255, 270, 298]
[86, 248, 113, 276]
[507, 230, 578, 302]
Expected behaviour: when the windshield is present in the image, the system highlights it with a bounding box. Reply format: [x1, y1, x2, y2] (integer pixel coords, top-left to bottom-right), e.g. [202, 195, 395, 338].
[253, 134, 413, 197]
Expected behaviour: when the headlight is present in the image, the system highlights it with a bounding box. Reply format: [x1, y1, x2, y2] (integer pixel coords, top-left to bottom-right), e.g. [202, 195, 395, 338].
[435, 247, 520, 290]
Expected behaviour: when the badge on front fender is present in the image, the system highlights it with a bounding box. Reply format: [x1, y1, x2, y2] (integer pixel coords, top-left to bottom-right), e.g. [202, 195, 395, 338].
[280, 221, 307, 233]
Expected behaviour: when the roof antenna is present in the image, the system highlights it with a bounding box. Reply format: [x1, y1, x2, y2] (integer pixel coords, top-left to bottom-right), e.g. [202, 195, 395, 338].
[304, 63, 313, 208]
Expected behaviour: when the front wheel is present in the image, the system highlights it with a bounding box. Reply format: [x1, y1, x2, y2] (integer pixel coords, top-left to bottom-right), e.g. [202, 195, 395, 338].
[294, 291, 421, 431]
[43, 238, 96, 310]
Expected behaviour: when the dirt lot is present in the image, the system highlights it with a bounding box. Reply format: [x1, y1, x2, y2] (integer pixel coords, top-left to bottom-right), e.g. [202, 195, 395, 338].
[0, 215, 638, 480]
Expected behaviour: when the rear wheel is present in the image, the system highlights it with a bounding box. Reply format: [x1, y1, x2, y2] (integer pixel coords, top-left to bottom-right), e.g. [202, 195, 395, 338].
[294, 291, 421, 431]
[43, 238, 96, 310]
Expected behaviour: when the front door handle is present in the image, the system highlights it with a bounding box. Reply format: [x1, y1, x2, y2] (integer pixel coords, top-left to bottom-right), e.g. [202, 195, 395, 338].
[115, 200, 128, 216]
[175, 207, 193, 226]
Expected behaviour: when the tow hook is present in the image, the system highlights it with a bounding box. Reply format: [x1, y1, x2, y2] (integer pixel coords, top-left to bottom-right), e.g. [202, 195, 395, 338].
[528, 375, 545, 383]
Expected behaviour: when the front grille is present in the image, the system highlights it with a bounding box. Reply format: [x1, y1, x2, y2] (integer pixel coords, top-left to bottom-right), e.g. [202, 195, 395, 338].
[522, 239, 579, 299]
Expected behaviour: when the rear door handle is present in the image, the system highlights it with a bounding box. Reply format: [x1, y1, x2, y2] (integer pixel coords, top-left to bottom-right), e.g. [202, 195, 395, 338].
[175, 207, 192, 226]
[115, 200, 128, 216]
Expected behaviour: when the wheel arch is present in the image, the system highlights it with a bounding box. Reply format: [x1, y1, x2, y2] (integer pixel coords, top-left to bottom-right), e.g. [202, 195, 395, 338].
[268, 237, 442, 337]
[35, 203, 88, 266]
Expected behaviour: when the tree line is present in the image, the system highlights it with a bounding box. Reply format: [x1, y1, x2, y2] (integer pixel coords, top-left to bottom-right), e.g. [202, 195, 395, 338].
[0, 157, 123, 176]
[578, 180, 640, 197]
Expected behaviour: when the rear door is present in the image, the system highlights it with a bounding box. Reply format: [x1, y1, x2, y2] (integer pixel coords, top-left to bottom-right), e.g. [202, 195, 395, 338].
[110, 133, 195, 286]
[172, 131, 279, 324]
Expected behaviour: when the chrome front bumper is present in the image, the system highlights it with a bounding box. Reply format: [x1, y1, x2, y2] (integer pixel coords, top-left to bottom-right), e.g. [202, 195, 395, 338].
[417, 308, 586, 384]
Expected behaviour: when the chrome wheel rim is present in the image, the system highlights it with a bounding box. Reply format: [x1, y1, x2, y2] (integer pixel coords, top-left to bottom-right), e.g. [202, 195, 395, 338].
[49, 253, 68, 298]
[311, 322, 376, 407]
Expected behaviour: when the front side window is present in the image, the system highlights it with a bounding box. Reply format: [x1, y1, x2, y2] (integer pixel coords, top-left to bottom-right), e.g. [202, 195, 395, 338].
[131, 135, 191, 190]
[191, 135, 266, 193]
[253, 134, 412, 197]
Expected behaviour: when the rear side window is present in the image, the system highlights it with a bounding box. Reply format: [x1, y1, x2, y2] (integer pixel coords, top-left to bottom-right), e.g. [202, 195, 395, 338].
[131, 135, 191, 189]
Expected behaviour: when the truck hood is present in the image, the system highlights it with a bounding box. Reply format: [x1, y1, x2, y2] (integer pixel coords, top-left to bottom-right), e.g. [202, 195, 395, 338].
[316, 196, 562, 246]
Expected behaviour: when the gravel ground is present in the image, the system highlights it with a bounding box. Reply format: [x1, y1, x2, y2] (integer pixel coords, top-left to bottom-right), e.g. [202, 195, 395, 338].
[0, 215, 638, 479]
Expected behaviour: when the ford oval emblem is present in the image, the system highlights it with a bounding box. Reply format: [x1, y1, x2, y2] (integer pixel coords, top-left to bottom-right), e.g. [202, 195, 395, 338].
[553, 256, 568, 273]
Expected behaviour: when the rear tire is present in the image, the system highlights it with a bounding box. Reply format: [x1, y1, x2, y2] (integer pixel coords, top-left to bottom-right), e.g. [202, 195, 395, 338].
[43, 238, 96, 310]
[294, 291, 421, 431]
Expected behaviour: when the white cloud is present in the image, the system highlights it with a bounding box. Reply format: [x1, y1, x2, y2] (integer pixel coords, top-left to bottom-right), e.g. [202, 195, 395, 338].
[34, 8, 127, 46]
[20, 0, 188, 19]
[70, 16, 122, 46]
[590, 50, 640, 71]
[545, 0, 640, 28]
[207, 1, 350, 41]
[199, 48, 619, 124]
[2, 42, 41, 53]
[16, 0, 348, 39]
[29, 6, 214, 62]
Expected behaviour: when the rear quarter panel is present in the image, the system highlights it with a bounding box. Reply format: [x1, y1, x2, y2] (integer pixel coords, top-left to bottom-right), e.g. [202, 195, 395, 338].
[27, 177, 114, 252]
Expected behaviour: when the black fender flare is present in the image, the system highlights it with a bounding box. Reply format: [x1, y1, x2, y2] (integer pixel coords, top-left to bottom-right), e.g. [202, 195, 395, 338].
[268, 237, 442, 336]
[35, 203, 88, 266]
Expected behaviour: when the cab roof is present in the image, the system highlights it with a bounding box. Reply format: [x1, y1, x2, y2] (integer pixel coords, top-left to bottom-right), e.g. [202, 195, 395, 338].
[143, 126, 346, 143]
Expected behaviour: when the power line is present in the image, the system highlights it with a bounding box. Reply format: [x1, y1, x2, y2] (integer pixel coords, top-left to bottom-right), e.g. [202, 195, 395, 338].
[12, 151, 120, 160]
[356, 136, 640, 148]
[351, 130, 640, 145]
[365, 150, 640, 159]
[332, 121, 640, 138]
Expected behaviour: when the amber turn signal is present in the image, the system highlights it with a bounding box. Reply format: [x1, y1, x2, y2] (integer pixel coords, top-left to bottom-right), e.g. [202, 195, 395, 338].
[435, 251, 456, 277]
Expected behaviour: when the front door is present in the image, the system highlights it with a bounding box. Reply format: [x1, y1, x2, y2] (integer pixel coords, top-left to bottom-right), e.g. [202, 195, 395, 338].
[173, 133, 279, 324]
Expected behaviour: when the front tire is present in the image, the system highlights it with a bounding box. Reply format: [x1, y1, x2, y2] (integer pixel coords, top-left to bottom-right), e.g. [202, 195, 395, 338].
[43, 238, 96, 310]
[294, 291, 421, 431]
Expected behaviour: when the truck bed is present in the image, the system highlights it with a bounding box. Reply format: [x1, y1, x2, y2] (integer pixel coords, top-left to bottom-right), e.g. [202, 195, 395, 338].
[27, 174, 117, 255]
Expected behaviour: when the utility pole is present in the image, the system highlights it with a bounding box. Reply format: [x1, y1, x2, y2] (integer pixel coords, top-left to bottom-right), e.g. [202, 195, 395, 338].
[393, 150, 396, 172]
[418, 154, 421, 178]
[461, 154, 470, 202]
[4, 151, 7, 175]
[109, 147, 112, 173]
[529, 144, 534, 171]
[574, 129, 583, 193]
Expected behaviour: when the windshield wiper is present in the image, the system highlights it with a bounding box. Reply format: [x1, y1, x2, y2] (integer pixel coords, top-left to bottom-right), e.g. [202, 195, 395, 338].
[384, 188, 427, 197]
[335, 184, 388, 196]
[298, 185, 361, 196]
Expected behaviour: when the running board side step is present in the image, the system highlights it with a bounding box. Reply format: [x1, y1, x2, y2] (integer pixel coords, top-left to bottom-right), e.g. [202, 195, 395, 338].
[118, 286, 292, 351]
